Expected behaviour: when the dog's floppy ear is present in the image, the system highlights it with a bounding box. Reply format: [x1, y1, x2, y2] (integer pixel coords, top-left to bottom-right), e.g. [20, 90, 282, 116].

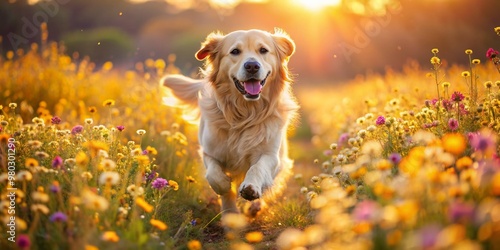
[272, 28, 295, 59]
[195, 31, 224, 61]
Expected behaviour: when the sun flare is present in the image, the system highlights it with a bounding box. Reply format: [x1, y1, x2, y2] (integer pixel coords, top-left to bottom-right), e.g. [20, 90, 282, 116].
[293, 0, 341, 11]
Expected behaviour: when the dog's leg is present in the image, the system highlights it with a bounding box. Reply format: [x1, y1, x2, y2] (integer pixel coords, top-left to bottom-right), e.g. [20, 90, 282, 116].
[239, 154, 279, 201]
[203, 154, 238, 213]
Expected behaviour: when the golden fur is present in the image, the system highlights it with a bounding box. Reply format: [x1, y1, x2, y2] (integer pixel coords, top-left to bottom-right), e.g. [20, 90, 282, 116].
[161, 29, 299, 214]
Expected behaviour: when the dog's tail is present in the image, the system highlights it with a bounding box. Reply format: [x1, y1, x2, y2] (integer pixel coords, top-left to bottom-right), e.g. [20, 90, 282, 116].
[161, 75, 203, 114]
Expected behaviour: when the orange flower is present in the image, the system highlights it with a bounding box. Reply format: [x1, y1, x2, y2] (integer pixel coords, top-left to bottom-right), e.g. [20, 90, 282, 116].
[245, 231, 264, 243]
[399, 146, 425, 177]
[135, 197, 153, 213]
[150, 219, 168, 231]
[101, 231, 119, 242]
[187, 240, 202, 250]
[442, 133, 466, 156]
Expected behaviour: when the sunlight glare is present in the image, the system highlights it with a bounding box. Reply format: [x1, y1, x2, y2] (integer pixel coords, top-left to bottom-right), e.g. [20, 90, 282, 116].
[293, 0, 341, 11]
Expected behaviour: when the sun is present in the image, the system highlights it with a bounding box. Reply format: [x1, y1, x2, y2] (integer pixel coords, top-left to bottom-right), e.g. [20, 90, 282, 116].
[293, 0, 341, 11]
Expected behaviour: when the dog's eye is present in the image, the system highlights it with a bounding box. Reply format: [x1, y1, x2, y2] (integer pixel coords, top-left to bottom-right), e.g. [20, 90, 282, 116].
[230, 48, 240, 55]
[259, 48, 269, 54]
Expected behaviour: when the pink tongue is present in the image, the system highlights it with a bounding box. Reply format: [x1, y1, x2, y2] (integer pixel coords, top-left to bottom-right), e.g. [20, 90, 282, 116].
[243, 80, 262, 95]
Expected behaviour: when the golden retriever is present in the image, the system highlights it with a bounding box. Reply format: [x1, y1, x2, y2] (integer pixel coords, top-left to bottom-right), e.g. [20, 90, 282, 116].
[161, 29, 298, 214]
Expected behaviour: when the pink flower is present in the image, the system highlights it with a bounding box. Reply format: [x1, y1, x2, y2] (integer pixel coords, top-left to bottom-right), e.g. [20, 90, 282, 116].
[52, 156, 63, 168]
[486, 48, 499, 60]
[451, 91, 464, 102]
[375, 116, 385, 126]
[448, 118, 459, 131]
[71, 125, 84, 135]
[51, 116, 62, 125]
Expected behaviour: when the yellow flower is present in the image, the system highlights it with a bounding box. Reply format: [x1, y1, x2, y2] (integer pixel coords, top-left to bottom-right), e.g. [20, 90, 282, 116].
[102, 61, 113, 71]
[472, 59, 480, 64]
[431, 48, 439, 54]
[245, 231, 263, 243]
[186, 176, 196, 183]
[136, 129, 146, 135]
[442, 82, 450, 88]
[150, 219, 168, 231]
[25, 158, 39, 167]
[485, 81, 493, 89]
[88, 106, 97, 113]
[221, 213, 247, 230]
[442, 133, 466, 156]
[135, 197, 153, 213]
[145, 146, 158, 155]
[461, 71, 471, 77]
[430, 56, 440, 65]
[187, 240, 202, 250]
[456, 156, 473, 170]
[399, 146, 425, 177]
[102, 99, 115, 107]
[154, 59, 166, 69]
[76, 151, 89, 167]
[169, 180, 179, 191]
[102, 231, 120, 242]
[376, 159, 392, 171]
[495, 27, 500, 34]
[85, 245, 99, 250]
[8, 103, 17, 109]
[465, 49, 473, 55]
[134, 155, 150, 166]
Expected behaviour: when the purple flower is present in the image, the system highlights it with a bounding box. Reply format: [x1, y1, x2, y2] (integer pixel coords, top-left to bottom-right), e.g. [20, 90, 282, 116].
[338, 132, 349, 146]
[17, 234, 31, 249]
[448, 118, 459, 131]
[190, 219, 197, 226]
[49, 211, 68, 223]
[418, 224, 441, 249]
[146, 171, 157, 181]
[142, 150, 148, 155]
[448, 201, 474, 223]
[151, 178, 168, 189]
[375, 116, 385, 126]
[116, 125, 125, 131]
[352, 200, 380, 222]
[442, 99, 453, 111]
[71, 125, 84, 135]
[49, 183, 60, 193]
[388, 153, 402, 164]
[486, 48, 499, 60]
[469, 129, 496, 153]
[52, 156, 63, 168]
[51, 116, 62, 125]
[451, 91, 465, 102]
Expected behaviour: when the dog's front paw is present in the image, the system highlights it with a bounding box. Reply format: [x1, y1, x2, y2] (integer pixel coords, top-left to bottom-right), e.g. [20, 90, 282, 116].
[206, 172, 231, 195]
[239, 184, 261, 201]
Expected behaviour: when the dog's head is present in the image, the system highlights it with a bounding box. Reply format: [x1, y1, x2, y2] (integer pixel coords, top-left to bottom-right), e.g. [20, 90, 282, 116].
[196, 29, 295, 101]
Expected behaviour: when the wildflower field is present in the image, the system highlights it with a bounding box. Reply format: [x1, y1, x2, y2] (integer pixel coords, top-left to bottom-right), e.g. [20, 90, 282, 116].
[2, 26, 500, 250]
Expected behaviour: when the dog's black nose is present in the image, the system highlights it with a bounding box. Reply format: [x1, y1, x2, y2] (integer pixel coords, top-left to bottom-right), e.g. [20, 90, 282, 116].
[244, 61, 260, 74]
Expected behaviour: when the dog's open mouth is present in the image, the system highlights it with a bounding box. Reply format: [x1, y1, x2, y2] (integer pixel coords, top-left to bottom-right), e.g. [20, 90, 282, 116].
[232, 72, 270, 100]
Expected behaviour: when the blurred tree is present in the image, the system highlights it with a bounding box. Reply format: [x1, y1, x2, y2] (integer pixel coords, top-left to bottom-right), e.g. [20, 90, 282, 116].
[62, 27, 134, 62]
